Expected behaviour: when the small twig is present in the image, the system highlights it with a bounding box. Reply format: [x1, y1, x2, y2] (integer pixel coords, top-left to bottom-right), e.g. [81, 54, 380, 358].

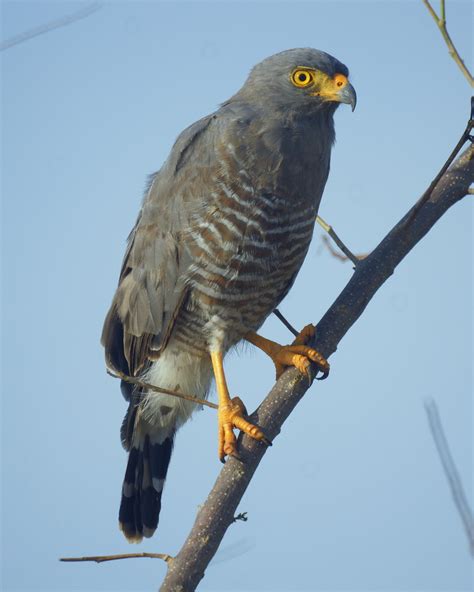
[232, 512, 248, 523]
[109, 369, 218, 410]
[439, 0, 446, 24]
[60, 552, 173, 564]
[321, 235, 348, 262]
[320, 235, 368, 264]
[274, 216, 365, 332]
[272, 309, 299, 337]
[316, 215, 362, 266]
[405, 97, 474, 222]
[424, 398, 474, 556]
[421, 0, 474, 86]
[0, 2, 103, 52]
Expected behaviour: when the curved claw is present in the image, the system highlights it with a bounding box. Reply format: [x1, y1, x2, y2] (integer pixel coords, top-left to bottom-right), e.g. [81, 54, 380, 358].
[316, 368, 330, 380]
[218, 397, 268, 461]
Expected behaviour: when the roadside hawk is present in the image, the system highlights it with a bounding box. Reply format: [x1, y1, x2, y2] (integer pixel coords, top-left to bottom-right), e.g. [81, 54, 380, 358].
[102, 48, 356, 542]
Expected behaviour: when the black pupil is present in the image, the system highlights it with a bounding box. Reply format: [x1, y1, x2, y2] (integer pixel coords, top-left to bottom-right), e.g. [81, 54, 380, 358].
[298, 73, 307, 82]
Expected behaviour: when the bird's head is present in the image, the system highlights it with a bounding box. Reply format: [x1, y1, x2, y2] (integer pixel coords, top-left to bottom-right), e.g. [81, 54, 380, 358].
[234, 48, 356, 113]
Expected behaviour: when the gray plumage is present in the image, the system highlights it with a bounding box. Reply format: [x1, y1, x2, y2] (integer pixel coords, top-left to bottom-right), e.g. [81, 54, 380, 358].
[101, 47, 355, 542]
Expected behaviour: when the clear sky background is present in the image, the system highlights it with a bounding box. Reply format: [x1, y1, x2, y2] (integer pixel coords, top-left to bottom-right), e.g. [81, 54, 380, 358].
[1, 1, 472, 591]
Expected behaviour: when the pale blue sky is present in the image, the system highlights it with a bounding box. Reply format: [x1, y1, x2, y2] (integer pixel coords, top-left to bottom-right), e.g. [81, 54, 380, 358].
[1, 1, 472, 591]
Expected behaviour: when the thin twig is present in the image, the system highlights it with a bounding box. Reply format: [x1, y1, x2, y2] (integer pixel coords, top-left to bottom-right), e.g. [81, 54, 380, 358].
[405, 97, 473, 223]
[272, 309, 299, 337]
[440, 0, 446, 24]
[231, 512, 248, 523]
[274, 216, 365, 329]
[0, 2, 103, 52]
[316, 215, 362, 266]
[109, 369, 218, 410]
[320, 235, 368, 264]
[421, 0, 474, 86]
[424, 398, 474, 556]
[60, 552, 173, 564]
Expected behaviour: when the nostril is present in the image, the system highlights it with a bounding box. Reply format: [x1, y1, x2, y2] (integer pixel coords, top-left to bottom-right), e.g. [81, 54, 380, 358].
[334, 74, 347, 88]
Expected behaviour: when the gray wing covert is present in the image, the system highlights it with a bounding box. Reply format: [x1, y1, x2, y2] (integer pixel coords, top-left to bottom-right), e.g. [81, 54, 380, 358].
[101, 113, 217, 378]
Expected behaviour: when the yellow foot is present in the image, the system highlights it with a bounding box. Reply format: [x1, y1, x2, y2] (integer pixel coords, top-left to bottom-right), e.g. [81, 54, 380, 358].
[218, 396, 270, 462]
[273, 324, 329, 380]
[245, 324, 329, 382]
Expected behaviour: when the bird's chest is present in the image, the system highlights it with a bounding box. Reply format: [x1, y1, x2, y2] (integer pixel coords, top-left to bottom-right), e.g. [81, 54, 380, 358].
[238, 194, 317, 269]
[186, 190, 316, 313]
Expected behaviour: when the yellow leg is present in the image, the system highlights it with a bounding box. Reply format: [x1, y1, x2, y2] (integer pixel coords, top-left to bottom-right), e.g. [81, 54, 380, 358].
[245, 324, 329, 380]
[210, 350, 270, 462]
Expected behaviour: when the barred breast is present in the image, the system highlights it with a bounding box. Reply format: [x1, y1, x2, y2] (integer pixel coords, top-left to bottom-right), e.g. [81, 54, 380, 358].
[170, 139, 321, 355]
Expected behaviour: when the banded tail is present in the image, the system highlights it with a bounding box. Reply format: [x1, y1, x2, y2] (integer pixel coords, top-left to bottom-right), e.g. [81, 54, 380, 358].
[117, 346, 213, 542]
[119, 428, 174, 542]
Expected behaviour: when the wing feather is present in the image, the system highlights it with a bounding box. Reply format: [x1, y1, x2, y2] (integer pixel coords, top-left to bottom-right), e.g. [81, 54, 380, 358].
[101, 113, 216, 377]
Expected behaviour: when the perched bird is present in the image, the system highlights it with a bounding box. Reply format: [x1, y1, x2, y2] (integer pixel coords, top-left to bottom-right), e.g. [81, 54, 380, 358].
[102, 47, 356, 542]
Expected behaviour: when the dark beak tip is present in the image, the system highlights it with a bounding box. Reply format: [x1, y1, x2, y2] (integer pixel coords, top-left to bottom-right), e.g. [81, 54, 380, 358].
[349, 86, 357, 112]
[340, 83, 357, 112]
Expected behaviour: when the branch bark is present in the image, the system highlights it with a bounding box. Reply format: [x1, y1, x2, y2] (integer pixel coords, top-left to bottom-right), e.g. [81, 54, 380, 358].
[159, 143, 474, 591]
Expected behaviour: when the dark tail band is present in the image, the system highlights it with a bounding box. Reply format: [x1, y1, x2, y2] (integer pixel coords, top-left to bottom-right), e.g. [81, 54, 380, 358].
[119, 432, 174, 542]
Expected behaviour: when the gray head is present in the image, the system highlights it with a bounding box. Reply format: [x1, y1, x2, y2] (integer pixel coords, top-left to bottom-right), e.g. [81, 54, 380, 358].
[230, 48, 356, 114]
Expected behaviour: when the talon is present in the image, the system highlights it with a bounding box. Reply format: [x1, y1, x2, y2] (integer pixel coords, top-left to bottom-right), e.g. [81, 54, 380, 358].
[316, 368, 330, 380]
[211, 350, 269, 462]
[245, 326, 330, 385]
[218, 396, 267, 460]
[273, 341, 329, 381]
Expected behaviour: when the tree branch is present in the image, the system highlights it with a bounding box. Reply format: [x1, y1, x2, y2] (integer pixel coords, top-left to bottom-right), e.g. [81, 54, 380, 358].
[109, 369, 218, 410]
[0, 2, 103, 52]
[272, 308, 299, 337]
[316, 214, 363, 265]
[424, 398, 474, 556]
[60, 552, 172, 564]
[320, 234, 367, 264]
[421, 0, 474, 86]
[159, 140, 474, 590]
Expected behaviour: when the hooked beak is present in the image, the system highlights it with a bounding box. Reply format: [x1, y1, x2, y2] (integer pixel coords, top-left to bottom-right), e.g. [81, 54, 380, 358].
[338, 82, 357, 111]
[313, 73, 357, 112]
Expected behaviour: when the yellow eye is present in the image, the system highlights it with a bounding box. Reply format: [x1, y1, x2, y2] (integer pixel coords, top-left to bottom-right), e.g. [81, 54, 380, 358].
[291, 69, 314, 88]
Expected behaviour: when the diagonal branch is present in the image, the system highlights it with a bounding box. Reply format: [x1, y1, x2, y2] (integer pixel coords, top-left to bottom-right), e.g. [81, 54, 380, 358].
[0, 2, 103, 52]
[159, 139, 474, 590]
[320, 234, 367, 264]
[424, 398, 474, 556]
[421, 0, 474, 86]
[316, 214, 363, 265]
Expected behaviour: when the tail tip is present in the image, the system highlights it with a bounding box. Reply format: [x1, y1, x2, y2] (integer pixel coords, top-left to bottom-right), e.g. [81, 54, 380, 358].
[119, 520, 157, 543]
